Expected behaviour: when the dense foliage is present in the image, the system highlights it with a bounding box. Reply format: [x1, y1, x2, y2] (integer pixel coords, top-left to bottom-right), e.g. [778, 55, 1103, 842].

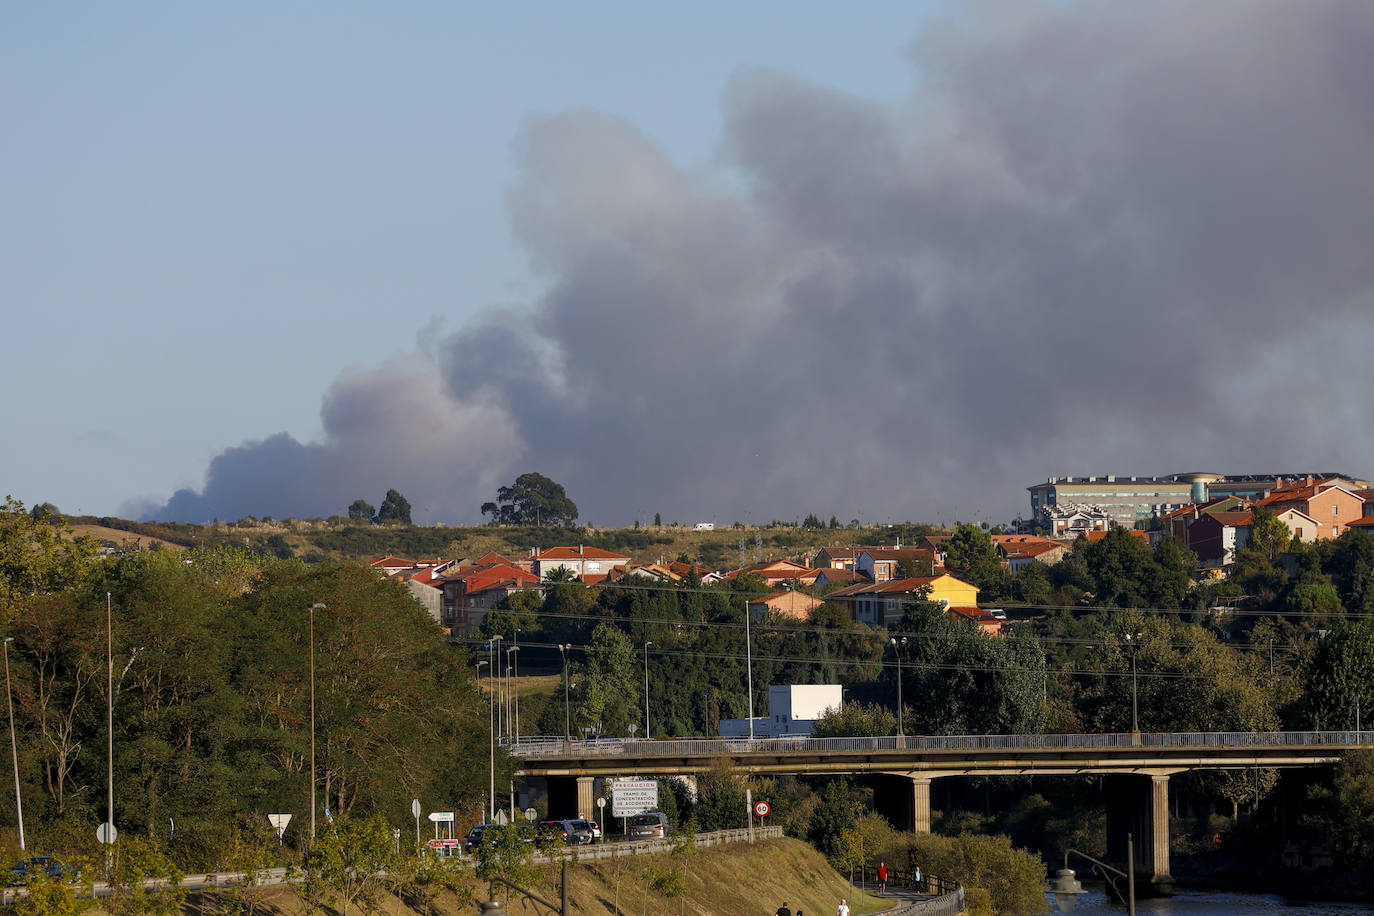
[0, 506, 497, 870]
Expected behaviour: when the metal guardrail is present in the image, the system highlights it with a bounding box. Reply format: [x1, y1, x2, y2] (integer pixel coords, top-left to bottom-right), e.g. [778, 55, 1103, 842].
[507, 730, 1373, 758]
[538, 825, 783, 862]
[861, 867, 963, 916]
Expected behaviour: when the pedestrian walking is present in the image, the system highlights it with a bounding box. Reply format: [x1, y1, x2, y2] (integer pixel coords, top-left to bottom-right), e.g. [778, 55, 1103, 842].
[836, 899, 849, 916]
[913, 865, 922, 892]
[777, 902, 792, 916]
[877, 861, 887, 893]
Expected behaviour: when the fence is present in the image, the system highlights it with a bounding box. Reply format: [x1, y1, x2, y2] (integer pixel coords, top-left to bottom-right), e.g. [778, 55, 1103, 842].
[509, 730, 1373, 758]
[859, 866, 963, 916]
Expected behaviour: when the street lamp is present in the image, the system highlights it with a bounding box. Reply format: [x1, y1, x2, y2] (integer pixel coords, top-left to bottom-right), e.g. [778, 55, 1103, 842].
[1051, 836, 1135, 916]
[557, 644, 571, 742]
[489, 635, 504, 740]
[744, 601, 755, 740]
[4, 637, 25, 850]
[1123, 632, 1141, 743]
[476, 660, 493, 821]
[889, 637, 907, 738]
[507, 645, 520, 743]
[643, 641, 653, 740]
[309, 603, 326, 839]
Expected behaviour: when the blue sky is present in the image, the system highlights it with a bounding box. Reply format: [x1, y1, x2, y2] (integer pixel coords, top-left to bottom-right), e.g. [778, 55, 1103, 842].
[3, 2, 939, 517]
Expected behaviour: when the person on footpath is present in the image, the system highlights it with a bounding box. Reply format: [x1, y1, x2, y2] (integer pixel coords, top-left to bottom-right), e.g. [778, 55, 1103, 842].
[836, 898, 849, 916]
[777, 902, 791, 916]
[913, 865, 922, 893]
[877, 861, 887, 893]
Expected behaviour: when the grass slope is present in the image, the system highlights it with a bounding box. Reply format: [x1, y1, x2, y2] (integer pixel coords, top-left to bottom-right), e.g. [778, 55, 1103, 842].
[162, 837, 888, 916]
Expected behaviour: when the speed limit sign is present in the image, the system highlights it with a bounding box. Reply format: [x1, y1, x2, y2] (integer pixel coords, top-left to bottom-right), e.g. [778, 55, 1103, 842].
[754, 800, 770, 818]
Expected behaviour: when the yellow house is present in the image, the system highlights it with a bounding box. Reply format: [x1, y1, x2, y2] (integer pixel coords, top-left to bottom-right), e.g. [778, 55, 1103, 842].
[825, 574, 981, 626]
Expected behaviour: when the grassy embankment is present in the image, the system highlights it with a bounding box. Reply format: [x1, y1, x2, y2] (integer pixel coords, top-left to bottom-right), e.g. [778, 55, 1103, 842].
[101, 837, 889, 916]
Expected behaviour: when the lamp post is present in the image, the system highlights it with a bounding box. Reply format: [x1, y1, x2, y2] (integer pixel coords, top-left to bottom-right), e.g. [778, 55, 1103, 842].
[106, 592, 115, 844]
[889, 636, 907, 738]
[643, 641, 653, 739]
[1123, 632, 1141, 744]
[1050, 835, 1135, 916]
[489, 635, 504, 741]
[4, 637, 25, 850]
[744, 601, 755, 740]
[507, 645, 520, 743]
[476, 660, 493, 821]
[309, 603, 325, 838]
[557, 644, 571, 742]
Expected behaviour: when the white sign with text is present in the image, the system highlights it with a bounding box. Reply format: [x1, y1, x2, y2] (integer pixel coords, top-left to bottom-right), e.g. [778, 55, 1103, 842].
[611, 779, 658, 817]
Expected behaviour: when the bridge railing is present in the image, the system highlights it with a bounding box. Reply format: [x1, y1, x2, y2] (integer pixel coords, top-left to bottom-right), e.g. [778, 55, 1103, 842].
[507, 730, 1372, 758]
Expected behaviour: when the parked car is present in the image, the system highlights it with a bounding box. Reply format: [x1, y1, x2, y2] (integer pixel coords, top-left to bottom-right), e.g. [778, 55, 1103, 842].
[9, 856, 78, 884]
[565, 819, 596, 844]
[464, 824, 493, 852]
[626, 812, 669, 839]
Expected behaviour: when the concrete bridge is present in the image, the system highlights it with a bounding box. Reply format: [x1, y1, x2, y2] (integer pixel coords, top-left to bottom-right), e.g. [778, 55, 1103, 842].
[513, 730, 1371, 896]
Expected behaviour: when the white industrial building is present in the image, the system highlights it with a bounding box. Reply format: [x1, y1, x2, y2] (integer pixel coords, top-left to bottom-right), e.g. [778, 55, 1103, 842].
[719, 684, 843, 738]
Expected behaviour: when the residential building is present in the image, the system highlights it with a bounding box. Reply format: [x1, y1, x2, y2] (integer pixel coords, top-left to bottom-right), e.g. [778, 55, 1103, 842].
[812, 547, 860, 570]
[748, 590, 825, 621]
[1029, 472, 1372, 526]
[723, 560, 820, 586]
[1042, 504, 1113, 537]
[438, 563, 542, 633]
[825, 574, 980, 626]
[1186, 512, 1254, 567]
[990, 534, 1068, 571]
[1252, 478, 1366, 540]
[529, 546, 632, 581]
[857, 548, 937, 582]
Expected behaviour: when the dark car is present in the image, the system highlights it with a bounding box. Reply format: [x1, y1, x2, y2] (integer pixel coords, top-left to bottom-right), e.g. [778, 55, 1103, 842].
[9, 856, 78, 884]
[464, 824, 493, 852]
[537, 818, 591, 846]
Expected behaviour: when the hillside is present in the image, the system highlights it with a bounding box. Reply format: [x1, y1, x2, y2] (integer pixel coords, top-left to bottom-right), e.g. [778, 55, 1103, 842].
[156, 837, 889, 916]
[68, 515, 947, 570]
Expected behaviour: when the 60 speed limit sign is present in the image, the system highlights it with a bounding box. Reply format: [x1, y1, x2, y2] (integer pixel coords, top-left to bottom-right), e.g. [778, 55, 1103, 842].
[753, 800, 770, 818]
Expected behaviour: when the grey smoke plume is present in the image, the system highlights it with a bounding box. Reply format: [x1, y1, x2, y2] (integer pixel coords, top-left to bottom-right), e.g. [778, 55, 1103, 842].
[147, 1, 1374, 526]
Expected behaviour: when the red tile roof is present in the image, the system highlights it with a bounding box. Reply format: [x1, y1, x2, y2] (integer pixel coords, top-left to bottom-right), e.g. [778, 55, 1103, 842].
[370, 555, 414, 568]
[1081, 530, 1151, 543]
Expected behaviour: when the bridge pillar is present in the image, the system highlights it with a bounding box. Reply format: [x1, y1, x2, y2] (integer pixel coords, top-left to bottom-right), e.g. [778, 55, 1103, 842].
[1105, 773, 1174, 897]
[874, 773, 934, 833]
[576, 777, 596, 819]
[911, 777, 932, 834]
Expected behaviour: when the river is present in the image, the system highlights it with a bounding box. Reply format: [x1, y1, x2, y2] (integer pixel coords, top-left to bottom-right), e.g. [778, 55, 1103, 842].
[1045, 886, 1374, 914]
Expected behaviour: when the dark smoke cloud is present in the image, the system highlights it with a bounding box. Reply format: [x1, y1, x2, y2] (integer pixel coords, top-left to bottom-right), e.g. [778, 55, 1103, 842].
[145, 1, 1374, 526]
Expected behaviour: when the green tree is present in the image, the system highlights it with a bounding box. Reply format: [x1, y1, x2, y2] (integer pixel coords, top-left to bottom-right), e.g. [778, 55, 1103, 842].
[299, 814, 398, 916]
[811, 702, 896, 738]
[105, 836, 187, 916]
[1247, 507, 1291, 563]
[941, 523, 1006, 594]
[347, 499, 375, 522]
[1, 496, 99, 616]
[1300, 622, 1374, 729]
[480, 473, 578, 526]
[374, 489, 412, 525]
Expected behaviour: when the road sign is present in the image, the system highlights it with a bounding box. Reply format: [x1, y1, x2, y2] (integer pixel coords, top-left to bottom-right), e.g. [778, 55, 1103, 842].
[524, 807, 538, 822]
[428, 811, 454, 823]
[411, 798, 421, 818]
[426, 838, 463, 848]
[97, 822, 118, 844]
[611, 779, 658, 817]
[596, 797, 606, 808]
[267, 814, 292, 838]
[753, 801, 770, 818]
[493, 809, 509, 825]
